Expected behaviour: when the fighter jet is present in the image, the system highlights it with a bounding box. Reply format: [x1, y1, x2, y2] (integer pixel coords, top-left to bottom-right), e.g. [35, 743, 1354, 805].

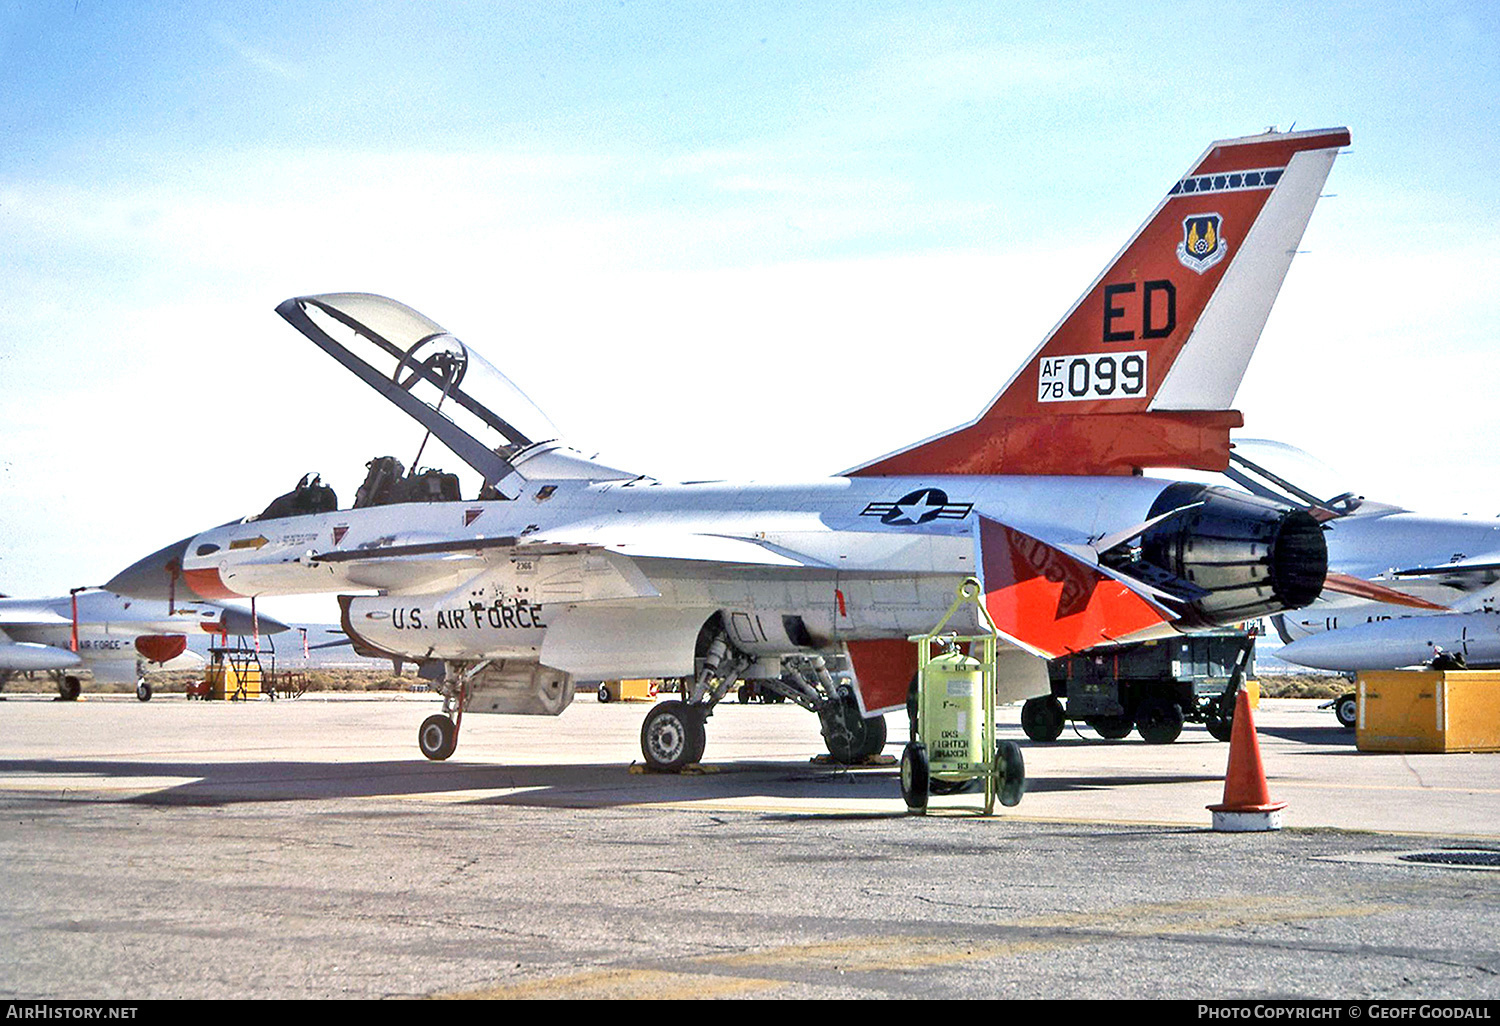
[0, 588, 287, 700]
[109, 127, 1351, 767]
[1208, 437, 1500, 671]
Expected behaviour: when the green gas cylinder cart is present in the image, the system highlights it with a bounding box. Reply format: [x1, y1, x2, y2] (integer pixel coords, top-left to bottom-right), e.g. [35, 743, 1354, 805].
[902, 578, 1026, 815]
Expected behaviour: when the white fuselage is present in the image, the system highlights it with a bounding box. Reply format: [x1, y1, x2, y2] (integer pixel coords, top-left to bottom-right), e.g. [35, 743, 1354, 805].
[173, 473, 1183, 675]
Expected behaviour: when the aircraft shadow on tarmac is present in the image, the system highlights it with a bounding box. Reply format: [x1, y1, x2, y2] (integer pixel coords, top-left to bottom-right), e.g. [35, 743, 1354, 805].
[0, 756, 909, 809]
[0, 756, 1231, 809]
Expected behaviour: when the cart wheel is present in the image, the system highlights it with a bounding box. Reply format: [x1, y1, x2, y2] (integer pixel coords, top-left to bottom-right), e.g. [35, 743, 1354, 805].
[1020, 696, 1064, 742]
[900, 743, 929, 814]
[640, 701, 707, 771]
[1135, 698, 1184, 744]
[994, 740, 1025, 807]
[1334, 693, 1357, 730]
[418, 714, 457, 761]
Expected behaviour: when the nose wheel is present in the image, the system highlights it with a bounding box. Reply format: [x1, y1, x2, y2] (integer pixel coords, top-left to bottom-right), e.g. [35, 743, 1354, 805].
[418, 714, 458, 761]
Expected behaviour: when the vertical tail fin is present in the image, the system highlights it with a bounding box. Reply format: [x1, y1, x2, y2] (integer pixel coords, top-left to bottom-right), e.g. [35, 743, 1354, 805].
[849, 127, 1350, 477]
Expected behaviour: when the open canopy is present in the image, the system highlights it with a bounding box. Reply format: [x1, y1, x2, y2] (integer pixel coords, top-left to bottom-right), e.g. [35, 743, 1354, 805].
[277, 293, 568, 494]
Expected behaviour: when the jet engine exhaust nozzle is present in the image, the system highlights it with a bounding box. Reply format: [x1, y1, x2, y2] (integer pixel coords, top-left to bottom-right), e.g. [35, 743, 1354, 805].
[1138, 483, 1328, 631]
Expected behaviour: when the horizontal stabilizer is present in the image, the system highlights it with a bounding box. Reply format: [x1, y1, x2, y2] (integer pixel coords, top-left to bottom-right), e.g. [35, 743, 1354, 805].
[974, 516, 1175, 659]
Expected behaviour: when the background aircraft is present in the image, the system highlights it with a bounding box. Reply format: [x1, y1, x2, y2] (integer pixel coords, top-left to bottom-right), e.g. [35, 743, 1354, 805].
[0, 588, 288, 700]
[109, 128, 1350, 769]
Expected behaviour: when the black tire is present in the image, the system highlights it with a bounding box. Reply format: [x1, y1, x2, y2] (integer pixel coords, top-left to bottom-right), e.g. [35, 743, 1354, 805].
[1135, 697, 1185, 744]
[738, 684, 752, 703]
[58, 675, 81, 702]
[418, 714, 457, 761]
[640, 701, 707, 772]
[900, 743, 929, 814]
[597, 683, 612, 703]
[995, 740, 1026, 807]
[1205, 703, 1235, 742]
[1088, 714, 1132, 740]
[819, 694, 887, 764]
[906, 675, 920, 738]
[1020, 695, 1065, 742]
[136, 680, 153, 702]
[1335, 693, 1357, 730]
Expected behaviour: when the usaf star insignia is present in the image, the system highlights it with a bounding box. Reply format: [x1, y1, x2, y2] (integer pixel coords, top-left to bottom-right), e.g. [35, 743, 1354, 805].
[861, 488, 973, 526]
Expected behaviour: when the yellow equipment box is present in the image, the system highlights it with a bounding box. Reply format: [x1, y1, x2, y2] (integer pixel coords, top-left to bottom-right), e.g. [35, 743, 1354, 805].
[206, 649, 264, 701]
[1356, 670, 1500, 753]
[597, 679, 658, 703]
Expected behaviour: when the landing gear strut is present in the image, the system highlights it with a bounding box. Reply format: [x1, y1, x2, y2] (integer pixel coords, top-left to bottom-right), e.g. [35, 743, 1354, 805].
[418, 676, 469, 761]
[638, 630, 750, 772]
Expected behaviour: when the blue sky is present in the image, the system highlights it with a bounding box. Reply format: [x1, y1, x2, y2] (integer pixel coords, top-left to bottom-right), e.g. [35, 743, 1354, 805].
[2, 1, 1498, 610]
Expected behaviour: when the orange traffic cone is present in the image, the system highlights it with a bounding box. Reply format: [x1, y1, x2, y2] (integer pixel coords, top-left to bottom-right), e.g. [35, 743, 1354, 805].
[1208, 688, 1286, 832]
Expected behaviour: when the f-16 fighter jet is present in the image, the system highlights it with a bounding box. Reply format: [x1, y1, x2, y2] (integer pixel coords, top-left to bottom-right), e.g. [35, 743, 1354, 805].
[109, 128, 1351, 766]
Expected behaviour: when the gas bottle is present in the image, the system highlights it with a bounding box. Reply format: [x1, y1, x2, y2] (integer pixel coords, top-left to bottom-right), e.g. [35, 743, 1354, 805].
[922, 648, 986, 773]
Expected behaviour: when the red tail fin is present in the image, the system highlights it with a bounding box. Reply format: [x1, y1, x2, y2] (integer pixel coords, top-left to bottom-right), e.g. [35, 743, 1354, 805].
[850, 128, 1349, 478]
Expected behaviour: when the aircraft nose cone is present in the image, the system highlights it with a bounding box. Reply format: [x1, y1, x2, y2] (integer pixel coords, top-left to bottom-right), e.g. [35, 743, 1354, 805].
[104, 535, 193, 601]
[220, 605, 290, 636]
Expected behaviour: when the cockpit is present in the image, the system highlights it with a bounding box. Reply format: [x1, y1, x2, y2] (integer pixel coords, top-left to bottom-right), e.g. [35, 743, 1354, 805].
[251, 293, 637, 522]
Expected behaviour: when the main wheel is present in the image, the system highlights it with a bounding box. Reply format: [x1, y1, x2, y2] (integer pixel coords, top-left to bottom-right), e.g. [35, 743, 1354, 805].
[418, 714, 457, 761]
[1335, 693, 1357, 730]
[994, 740, 1026, 807]
[1088, 714, 1132, 740]
[819, 694, 887, 764]
[641, 701, 707, 771]
[57, 675, 81, 702]
[1020, 695, 1065, 742]
[900, 743, 930, 814]
[1135, 698, 1185, 744]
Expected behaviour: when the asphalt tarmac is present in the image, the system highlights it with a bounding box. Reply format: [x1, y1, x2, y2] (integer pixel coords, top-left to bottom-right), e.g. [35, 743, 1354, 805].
[1, 693, 1497, 1000]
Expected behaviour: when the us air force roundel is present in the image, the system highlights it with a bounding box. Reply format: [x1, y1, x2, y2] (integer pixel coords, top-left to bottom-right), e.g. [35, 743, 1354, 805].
[861, 488, 974, 526]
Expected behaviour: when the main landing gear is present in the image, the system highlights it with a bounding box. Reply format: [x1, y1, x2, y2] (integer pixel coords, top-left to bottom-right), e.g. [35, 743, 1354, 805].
[635, 631, 888, 772]
[52, 672, 82, 702]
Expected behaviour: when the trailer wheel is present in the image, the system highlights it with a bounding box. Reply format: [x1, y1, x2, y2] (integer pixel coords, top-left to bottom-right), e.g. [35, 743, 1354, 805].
[1135, 698, 1184, 744]
[1205, 706, 1235, 742]
[1021, 696, 1065, 742]
[900, 743, 929, 814]
[1334, 693, 1357, 730]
